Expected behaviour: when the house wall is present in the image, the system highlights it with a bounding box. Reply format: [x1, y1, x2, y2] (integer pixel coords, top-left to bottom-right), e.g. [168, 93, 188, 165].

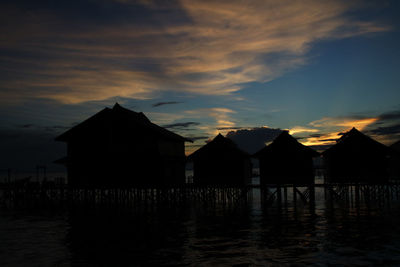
[193, 155, 251, 186]
[66, 130, 186, 188]
[389, 154, 400, 180]
[324, 152, 389, 183]
[158, 140, 184, 157]
[259, 153, 315, 186]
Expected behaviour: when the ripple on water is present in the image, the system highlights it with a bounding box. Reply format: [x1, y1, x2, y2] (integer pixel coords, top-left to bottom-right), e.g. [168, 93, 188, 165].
[1, 200, 400, 266]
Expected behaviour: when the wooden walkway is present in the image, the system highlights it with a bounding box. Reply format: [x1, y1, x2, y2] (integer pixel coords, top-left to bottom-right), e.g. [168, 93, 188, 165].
[1, 182, 399, 209]
[0, 184, 251, 209]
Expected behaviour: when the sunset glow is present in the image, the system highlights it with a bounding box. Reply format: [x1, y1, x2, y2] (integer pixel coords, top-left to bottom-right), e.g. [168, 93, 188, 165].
[0, 0, 399, 172]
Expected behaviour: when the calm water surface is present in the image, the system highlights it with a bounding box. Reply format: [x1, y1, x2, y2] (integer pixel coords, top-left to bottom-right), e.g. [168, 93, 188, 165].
[1, 188, 400, 266]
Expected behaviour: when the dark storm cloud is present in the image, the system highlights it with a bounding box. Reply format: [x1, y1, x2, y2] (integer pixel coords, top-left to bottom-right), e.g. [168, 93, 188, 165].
[226, 127, 283, 154]
[163, 122, 200, 129]
[152, 101, 182, 107]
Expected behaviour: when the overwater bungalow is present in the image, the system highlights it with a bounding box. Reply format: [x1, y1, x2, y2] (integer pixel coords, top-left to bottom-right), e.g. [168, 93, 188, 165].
[322, 127, 390, 184]
[389, 140, 400, 180]
[55, 103, 191, 188]
[253, 131, 319, 186]
[187, 134, 252, 186]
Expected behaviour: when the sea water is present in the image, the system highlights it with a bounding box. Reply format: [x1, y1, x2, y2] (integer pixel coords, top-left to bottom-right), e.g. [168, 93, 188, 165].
[1, 188, 400, 266]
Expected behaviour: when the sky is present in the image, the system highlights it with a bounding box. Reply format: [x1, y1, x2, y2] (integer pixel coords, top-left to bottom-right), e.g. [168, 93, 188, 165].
[1, 0, 400, 176]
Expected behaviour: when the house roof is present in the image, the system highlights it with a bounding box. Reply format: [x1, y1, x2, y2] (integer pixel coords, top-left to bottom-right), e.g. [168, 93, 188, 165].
[187, 133, 249, 160]
[391, 140, 400, 152]
[253, 130, 319, 158]
[322, 127, 389, 157]
[55, 103, 191, 142]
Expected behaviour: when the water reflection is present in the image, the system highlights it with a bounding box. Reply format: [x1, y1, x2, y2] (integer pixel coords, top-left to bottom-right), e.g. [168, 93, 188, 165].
[1, 191, 400, 266]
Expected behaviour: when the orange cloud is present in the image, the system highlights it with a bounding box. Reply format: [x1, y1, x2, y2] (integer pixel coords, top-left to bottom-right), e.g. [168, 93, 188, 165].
[302, 116, 380, 147]
[289, 126, 319, 135]
[336, 118, 379, 130]
[301, 132, 342, 147]
[185, 107, 236, 136]
[309, 117, 378, 131]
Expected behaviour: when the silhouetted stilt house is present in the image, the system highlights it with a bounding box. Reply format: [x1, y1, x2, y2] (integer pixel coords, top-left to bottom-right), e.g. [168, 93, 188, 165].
[55, 103, 191, 188]
[322, 128, 390, 184]
[187, 134, 252, 186]
[389, 140, 400, 180]
[254, 131, 319, 186]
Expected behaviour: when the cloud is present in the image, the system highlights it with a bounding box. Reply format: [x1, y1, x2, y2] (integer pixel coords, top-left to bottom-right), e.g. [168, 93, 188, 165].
[162, 121, 200, 129]
[145, 112, 185, 125]
[364, 109, 400, 143]
[289, 126, 319, 135]
[226, 127, 283, 154]
[184, 107, 237, 135]
[216, 127, 247, 131]
[301, 131, 343, 146]
[298, 115, 380, 146]
[152, 101, 182, 107]
[300, 109, 400, 147]
[309, 116, 378, 130]
[369, 124, 400, 136]
[0, 0, 389, 104]
[377, 110, 400, 121]
[185, 136, 209, 141]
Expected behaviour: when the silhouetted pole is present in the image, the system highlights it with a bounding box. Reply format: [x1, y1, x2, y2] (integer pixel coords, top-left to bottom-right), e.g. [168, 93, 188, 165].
[350, 184, 353, 207]
[293, 185, 297, 206]
[283, 186, 288, 208]
[309, 183, 315, 214]
[36, 165, 46, 183]
[277, 185, 282, 208]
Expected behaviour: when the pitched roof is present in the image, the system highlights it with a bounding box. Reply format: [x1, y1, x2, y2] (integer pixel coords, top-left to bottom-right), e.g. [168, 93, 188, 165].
[391, 140, 400, 152]
[187, 133, 249, 160]
[253, 131, 319, 158]
[322, 127, 388, 156]
[55, 103, 191, 142]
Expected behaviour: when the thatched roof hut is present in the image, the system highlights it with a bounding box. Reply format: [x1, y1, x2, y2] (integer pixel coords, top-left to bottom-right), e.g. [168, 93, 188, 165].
[391, 140, 400, 151]
[254, 131, 319, 186]
[322, 127, 390, 183]
[187, 134, 252, 186]
[55, 103, 191, 188]
[389, 140, 400, 180]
